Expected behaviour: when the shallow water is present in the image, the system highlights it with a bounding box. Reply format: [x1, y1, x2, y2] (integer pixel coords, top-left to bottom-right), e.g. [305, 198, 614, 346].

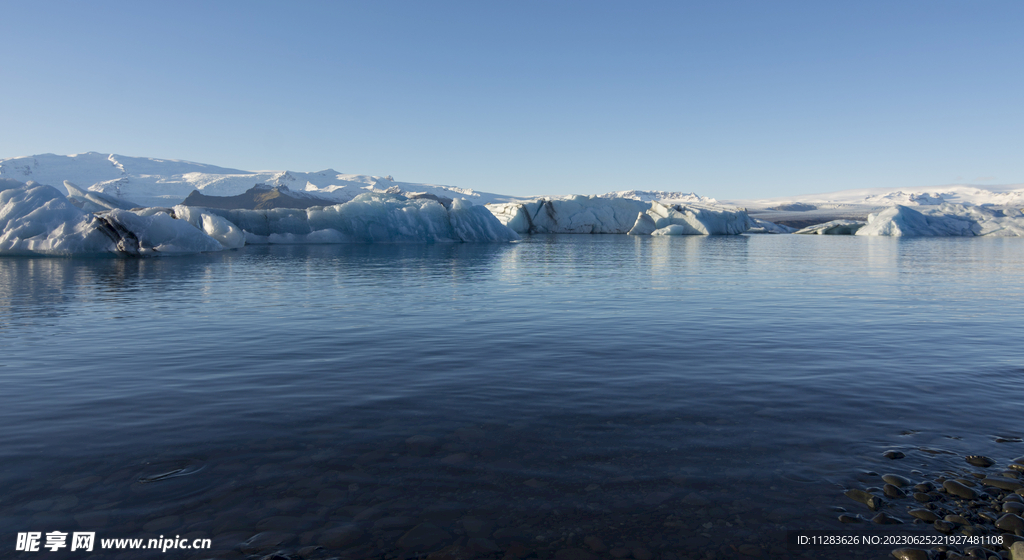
[2, 234, 1023, 559]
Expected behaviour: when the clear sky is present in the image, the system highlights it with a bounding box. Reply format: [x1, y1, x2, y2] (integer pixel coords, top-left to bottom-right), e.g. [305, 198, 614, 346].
[2, 1, 1021, 199]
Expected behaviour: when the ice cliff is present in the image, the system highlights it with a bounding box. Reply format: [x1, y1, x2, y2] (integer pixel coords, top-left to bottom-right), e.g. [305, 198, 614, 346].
[488, 196, 753, 235]
[0, 183, 518, 256]
[856, 204, 1024, 237]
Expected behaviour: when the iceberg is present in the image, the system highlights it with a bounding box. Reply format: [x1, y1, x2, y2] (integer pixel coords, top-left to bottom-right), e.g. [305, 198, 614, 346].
[746, 218, 797, 234]
[626, 201, 754, 236]
[793, 220, 867, 235]
[856, 204, 1024, 237]
[489, 196, 752, 235]
[487, 196, 650, 234]
[203, 193, 520, 244]
[1, 184, 518, 256]
[63, 181, 141, 212]
[0, 183, 241, 256]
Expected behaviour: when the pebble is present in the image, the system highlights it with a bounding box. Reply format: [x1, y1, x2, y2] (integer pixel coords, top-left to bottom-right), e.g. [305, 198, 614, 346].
[883, 474, 912, 487]
[845, 488, 884, 510]
[913, 492, 934, 503]
[872, 512, 903, 524]
[891, 548, 930, 560]
[945, 514, 969, 526]
[583, 535, 606, 552]
[996, 513, 1024, 533]
[838, 514, 863, 523]
[944, 480, 979, 500]
[398, 523, 450, 550]
[1005, 502, 1024, 515]
[908, 509, 939, 522]
[983, 477, 1023, 491]
[884, 451, 906, 460]
[933, 520, 954, 533]
[966, 456, 996, 468]
[1011, 457, 1024, 471]
[884, 483, 907, 498]
[318, 524, 363, 549]
[1011, 542, 1024, 560]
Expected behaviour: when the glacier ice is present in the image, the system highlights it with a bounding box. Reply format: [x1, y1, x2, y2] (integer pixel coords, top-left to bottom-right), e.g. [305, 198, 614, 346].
[627, 201, 753, 236]
[746, 218, 797, 234]
[207, 193, 519, 244]
[793, 220, 867, 235]
[63, 181, 141, 212]
[856, 204, 1024, 237]
[0, 185, 518, 255]
[489, 196, 752, 235]
[487, 196, 651, 234]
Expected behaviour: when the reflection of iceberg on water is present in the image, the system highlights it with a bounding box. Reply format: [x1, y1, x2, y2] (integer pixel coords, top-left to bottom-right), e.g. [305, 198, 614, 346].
[0, 183, 519, 256]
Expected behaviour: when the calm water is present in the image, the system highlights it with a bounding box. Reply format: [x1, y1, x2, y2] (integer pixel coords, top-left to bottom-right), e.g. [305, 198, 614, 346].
[2, 235, 1023, 560]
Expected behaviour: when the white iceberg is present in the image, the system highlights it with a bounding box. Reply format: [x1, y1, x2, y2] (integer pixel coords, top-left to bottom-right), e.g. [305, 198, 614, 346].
[793, 220, 867, 235]
[204, 193, 519, 244]
[746, 218, 797, 234]
[63, 181, 141, 212]
[856, 204, 1024, 237]
[626, 201, 753, 236]
[0, 183, 241, 256]
[487, 196, 650, 234]
[489, 196, 752, 235]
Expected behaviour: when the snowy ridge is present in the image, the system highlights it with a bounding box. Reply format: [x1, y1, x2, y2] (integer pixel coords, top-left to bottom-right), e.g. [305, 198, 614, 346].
[734, 183, 1024, 210]
[597, 190, 718, 205]
[0, 152, 522, 208]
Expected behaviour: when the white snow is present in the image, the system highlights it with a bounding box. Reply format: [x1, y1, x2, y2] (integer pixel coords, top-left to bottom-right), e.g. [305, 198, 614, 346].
[732, 182, 1024, 210]
[856, 204, 1024, 237]
[793, 220, 866, 235]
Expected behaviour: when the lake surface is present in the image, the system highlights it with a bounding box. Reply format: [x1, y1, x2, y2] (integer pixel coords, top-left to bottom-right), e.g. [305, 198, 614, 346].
[2, 234, 1023, 560]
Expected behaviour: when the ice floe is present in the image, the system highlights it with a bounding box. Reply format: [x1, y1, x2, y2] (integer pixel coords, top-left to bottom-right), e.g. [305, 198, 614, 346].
[0, 183, 517, 256]
[745, 218, 796, 234]
[793, 220, 867, 235]
[856, 204, 1024, 237]
[489, 196, 752, 235]
[627, 201, 754, 236]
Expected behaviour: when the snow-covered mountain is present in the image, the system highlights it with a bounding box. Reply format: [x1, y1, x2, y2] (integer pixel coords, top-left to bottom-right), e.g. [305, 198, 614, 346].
[730, 183, 1024, 210]
[0, 152, 523, 208]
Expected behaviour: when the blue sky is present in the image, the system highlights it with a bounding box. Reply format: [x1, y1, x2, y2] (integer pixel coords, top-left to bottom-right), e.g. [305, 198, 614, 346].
[2, 1, 1021, 199]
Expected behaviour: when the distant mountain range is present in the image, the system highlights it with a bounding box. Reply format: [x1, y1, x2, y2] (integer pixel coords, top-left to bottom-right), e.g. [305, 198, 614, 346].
[2, 152, 1022, 211]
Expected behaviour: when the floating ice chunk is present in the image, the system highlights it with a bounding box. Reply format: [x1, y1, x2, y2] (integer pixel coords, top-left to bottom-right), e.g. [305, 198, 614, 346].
[0, 184, 233, 255]
[0, 184, 116, 255]
[99, 209, 226, 254]
[64, 181, 141, 212]
[171, 205, 246, 249]
[627, 201, 753, 235]
[202, 192, 517, 243]
[856, 203, 1024, 237]
[746, 218, 797, 234]
[448, 198, 520, 242]
[491, 196, 752, 235]
[488, 196, 650, 234]
[793, 220, 866, 235]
